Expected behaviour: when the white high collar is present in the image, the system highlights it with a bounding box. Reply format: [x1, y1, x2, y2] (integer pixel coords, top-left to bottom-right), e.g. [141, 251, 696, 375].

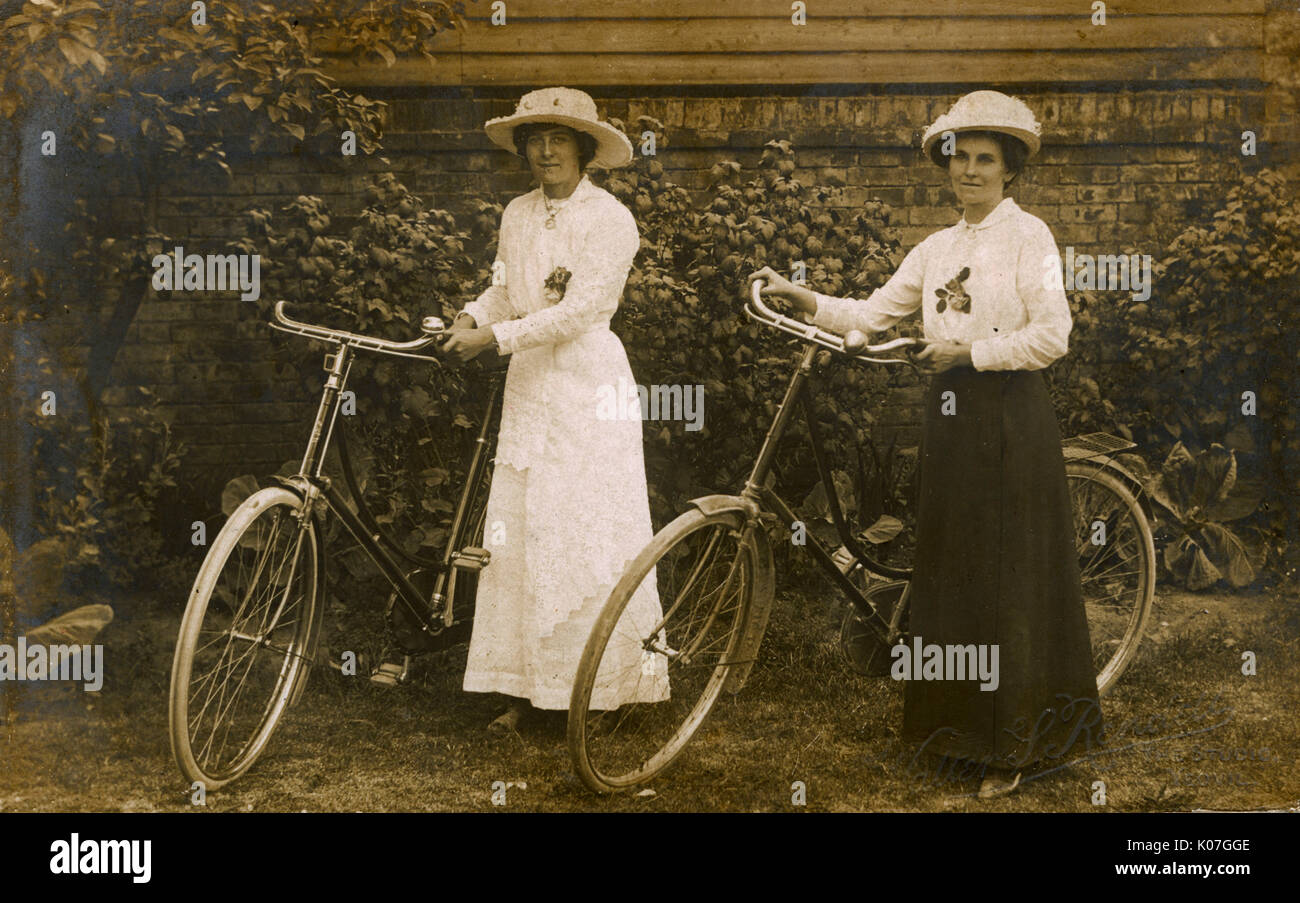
[957, 196, 1018, 232]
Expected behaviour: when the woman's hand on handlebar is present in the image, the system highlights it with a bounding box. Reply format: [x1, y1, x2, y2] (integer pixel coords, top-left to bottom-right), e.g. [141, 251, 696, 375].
[438, 318, 495, 364]
[747, 267, 818, 317]
[913, 338, 972, 375]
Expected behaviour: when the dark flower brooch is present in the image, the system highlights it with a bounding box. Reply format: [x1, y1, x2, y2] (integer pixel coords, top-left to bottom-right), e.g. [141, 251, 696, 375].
[543, 266, 572, 303]
[935, 266, 972, 313]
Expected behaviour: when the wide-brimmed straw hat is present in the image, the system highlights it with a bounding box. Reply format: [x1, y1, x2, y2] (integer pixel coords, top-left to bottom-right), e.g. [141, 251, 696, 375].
[921, 90, 1042, 160]
[484, 87, 633, 169]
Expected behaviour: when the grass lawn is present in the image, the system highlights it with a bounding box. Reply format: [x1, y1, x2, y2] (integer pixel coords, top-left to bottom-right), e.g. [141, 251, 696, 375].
[2, 576, 1298, 813]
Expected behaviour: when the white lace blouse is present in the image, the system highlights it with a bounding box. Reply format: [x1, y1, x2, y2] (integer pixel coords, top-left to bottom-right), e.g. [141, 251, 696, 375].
[461, 174, 639, 356]
[810, 197, 1072, 372]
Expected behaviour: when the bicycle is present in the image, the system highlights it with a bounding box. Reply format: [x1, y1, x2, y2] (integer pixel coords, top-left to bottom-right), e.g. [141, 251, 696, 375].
[168, 302, 503, 790]
[566, 277, 1156, 794]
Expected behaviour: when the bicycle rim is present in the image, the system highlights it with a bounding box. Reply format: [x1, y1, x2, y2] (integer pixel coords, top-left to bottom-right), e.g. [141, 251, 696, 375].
[169, 488, 318, 788]
[1065, 463, 1156, 696]
[570, 511, 754, 792]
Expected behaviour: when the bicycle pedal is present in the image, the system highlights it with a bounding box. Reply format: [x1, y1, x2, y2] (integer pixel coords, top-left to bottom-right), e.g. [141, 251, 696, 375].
[452, 547, 491, 571]
[831, 544, 856, 575]
[370, 659, 410, 686]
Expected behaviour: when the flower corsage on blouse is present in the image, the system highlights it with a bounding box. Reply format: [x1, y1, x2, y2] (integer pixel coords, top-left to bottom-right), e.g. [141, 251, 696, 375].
[543, 266, 572, 304]
[934, 265, 972, 314]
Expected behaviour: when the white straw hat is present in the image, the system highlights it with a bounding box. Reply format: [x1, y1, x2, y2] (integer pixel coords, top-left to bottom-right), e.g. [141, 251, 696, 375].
[484, 87, 634, 169]
[921, 90, 1043, 160]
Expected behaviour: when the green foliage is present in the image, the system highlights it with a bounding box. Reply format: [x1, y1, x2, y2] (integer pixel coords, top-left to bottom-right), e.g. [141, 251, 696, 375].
[0, 1, 464, 603]
[1045, 169, 1299, 586]
[1124, 170, 1297, 455]
[0, 0, 460, 162]
[23, 382, 187, 595]
[1127, 443, 1263, 591]
[1047, 171, 1299, 457]
[1043, 289, 1128, 440]
[1, 0, 464, 400]
[604, 126, 916, 545]
[236, 174, 494, 564]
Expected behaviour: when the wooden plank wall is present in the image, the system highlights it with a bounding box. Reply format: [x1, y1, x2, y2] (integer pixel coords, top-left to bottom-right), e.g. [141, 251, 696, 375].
[324, 0, 1267, 87]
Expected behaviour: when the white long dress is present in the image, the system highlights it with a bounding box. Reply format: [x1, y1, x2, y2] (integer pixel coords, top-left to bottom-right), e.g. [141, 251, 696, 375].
[460, 174, 669, 710]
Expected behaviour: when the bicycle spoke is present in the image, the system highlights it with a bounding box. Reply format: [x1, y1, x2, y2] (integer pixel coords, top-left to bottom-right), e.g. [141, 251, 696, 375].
[574, 516, 756, 790]
[172, 490, 317, 785]
[1065, 464, 1155, 696]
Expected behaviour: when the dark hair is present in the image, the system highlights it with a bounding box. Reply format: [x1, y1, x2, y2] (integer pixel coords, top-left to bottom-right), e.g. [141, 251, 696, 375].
[512, 123, 599, 171]
[929, 129, 1030, 187]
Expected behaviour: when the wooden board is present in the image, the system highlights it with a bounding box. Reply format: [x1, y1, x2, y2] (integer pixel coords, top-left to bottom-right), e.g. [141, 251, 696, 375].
[314, 0, 1268, 88]
[324, 48, 1263, 87]
[456, 0, 1267, 18]
[452, 16, 1261, 53]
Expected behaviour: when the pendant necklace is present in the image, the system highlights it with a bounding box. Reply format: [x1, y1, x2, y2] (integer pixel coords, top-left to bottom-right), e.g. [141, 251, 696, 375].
[543, 194, 567, 229]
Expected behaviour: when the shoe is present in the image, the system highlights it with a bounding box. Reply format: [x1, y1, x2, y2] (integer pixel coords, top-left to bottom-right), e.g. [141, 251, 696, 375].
[487, 700, 528, 735]
[978, 771, 1022, 799]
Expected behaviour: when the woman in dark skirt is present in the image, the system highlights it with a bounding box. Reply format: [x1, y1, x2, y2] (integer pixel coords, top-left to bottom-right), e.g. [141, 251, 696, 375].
[749, 90, 1101, 798]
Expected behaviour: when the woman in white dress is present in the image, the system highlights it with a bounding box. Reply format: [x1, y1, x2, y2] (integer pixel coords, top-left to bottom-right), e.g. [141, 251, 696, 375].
[440, 87, 669, 731]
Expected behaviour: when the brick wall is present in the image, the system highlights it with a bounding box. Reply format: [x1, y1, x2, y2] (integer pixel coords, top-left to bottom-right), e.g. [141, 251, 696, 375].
[104, 85, 1296, 500]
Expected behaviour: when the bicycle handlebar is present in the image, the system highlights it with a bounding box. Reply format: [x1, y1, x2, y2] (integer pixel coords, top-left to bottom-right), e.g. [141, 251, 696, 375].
[268, 301, 447, 362]
[746, 278, 920, 367]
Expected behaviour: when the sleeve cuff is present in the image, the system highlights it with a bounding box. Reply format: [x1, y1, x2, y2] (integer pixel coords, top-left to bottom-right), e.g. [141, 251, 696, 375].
[969, 338, 1001, 371]
[460, 300, 488, 326]
[489, 320, 520, 356]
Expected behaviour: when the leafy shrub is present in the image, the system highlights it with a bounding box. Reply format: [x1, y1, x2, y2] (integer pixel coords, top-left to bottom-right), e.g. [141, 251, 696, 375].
[1, 1, 463, 609]
[25, 385, 185, 596]
[1116, 171, 1297, 455]
[236, 174, 495, 566]
[1043, 288, 1129, 440]
[1123, 443, 1263, 590]
[798, 432, 917, 577]
[604, 128, 917, 562]
[1046, 169, 1299, 583]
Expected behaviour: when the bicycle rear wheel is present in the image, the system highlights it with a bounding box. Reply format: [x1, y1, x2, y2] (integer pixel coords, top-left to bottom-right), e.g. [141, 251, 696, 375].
[568, 508, 756, 793]
[1065, 462, 1156, 696]
[169, 487, 320, 789]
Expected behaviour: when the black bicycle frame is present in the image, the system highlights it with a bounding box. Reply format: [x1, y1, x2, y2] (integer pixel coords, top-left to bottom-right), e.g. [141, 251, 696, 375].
[738, 342, 910, 642]
[286, 341, 501, 644]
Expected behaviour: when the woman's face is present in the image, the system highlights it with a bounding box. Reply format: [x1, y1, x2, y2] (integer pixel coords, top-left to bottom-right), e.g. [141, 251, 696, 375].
[948, 134, 1012, 211]
[525, 126, 582, 192]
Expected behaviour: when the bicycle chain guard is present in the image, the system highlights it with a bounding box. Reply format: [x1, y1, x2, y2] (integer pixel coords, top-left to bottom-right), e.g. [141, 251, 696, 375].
[383, 567, 472, 655]
[840, 579, 909, 677]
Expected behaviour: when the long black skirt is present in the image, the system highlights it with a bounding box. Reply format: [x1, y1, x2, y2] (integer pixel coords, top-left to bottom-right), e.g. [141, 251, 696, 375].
[902, 366, 1104, 772]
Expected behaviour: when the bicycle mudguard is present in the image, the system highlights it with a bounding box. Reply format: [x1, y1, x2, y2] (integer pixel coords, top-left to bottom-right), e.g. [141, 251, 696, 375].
[684, 494, 775, 694]
[724, 527, 775, 694]
[261, 476, 327, 708]
[288, 508, 328, 707]
[687, 492, 762, 521]
[1068, 455, 1156, 524]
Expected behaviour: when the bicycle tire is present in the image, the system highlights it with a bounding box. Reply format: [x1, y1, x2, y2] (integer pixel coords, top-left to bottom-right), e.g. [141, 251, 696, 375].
[169, 487, 320, 790]
[568, 508, 756, 793]
[1065, 461, 1156, 696]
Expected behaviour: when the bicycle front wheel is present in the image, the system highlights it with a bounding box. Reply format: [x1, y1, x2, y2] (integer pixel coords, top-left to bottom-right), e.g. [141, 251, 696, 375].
[1065, 462, 1156, 696]
[568, 508, 756, 793]
[169, 487, 320, 789]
